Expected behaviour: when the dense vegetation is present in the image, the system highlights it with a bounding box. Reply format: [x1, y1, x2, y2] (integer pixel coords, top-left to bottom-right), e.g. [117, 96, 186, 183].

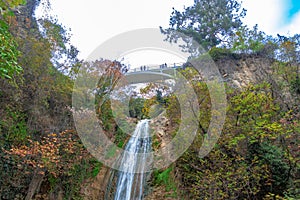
[0, 0, 299, 199]
[153, 0, 300, 199]
[0, 1, 101, 199]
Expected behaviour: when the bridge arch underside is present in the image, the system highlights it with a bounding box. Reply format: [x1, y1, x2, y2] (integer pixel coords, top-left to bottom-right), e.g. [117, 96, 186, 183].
[124, 72, 174, 84]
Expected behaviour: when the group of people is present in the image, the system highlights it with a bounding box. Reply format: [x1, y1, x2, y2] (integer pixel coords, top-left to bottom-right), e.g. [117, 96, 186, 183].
[140, 65, 147, 71]
[134, 62, 178, 72]
[159, 63, 168, 69]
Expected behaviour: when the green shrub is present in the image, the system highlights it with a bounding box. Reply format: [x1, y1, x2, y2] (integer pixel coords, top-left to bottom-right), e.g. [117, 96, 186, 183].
[249, 142, 291, 195]
[0, 20, 23, 80]
[152, 166, 177, 196]
[290, 76, 300, 94]
[0, 109, 28, 145]
[208, 47, 232, 60]
[129, 97, 147, 119]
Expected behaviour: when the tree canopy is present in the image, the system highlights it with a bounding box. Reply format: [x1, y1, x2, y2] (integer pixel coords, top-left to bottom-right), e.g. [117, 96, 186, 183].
[161, 0, 246, 50]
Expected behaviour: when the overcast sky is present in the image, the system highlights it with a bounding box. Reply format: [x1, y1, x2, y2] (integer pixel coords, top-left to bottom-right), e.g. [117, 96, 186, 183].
[36, 0, 300, 66]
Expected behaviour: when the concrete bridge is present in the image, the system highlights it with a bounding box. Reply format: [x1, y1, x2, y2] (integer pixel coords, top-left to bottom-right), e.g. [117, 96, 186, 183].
[124, 62, 185, 84]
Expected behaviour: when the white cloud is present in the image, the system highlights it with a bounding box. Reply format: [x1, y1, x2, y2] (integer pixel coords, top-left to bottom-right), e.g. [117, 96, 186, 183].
[242, 0, 289, 34]
[278, 11, 300, 35]
[242, 0, 299, 36]
[43, 0, 193, 58]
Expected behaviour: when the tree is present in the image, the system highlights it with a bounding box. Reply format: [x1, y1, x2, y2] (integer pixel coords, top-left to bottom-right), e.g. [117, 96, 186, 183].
[230, 24, 268, 54]
[37, 18, 80, 75]
[0, 19, 22, 79]
[0, 0, 26, 80]
[275, 34, 300, 95]
[0, 0, 26, 14]
[277, 34, 299, 64]
[161, 0, 246, 50]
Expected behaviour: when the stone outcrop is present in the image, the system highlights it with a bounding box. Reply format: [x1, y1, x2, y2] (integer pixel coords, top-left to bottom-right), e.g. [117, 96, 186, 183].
[215, 55, 293, 109]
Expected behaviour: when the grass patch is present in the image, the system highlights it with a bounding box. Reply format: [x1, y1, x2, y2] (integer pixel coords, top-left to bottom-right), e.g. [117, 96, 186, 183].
[152, 166, 178, 197]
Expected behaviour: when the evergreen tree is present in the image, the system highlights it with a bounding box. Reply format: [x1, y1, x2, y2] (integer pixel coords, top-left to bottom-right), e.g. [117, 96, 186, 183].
[161, 0, 246, 50]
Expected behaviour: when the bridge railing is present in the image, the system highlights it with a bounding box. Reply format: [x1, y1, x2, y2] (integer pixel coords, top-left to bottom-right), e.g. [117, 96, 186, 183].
[126, 62, 185, 73]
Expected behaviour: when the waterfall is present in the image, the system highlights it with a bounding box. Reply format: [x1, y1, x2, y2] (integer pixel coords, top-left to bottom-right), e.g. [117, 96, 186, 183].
[107, 119, 152, 200]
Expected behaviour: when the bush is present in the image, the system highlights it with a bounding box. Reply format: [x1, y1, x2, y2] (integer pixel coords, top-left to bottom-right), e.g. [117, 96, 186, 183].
[290, 76, 300, 94]
[0, 109, 28, 146]
[208, 47, 232, 60]
[0, 20, 22, 80]
[129, 97, 146, 119]
[152, 166, 177, 196]
[249, 142, 291, 195]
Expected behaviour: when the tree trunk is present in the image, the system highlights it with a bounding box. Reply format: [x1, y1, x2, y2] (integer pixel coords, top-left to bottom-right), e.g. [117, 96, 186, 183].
[25, 168, 45, 200]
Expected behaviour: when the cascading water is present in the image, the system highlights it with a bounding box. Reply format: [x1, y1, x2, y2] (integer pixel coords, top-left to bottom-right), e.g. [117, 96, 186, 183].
[106, 119, 152, 200]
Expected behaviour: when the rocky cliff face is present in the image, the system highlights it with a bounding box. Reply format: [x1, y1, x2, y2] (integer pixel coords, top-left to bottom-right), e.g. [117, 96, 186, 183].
[216, 55, 274, 88]
[215, 55, 294, 109]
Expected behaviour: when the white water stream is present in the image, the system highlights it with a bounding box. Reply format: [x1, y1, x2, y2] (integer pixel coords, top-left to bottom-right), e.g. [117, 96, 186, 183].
[113, 119, 152, 200]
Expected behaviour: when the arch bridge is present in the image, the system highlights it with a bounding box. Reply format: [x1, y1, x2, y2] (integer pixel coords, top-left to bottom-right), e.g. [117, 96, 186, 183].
[124, 62, 185, 84]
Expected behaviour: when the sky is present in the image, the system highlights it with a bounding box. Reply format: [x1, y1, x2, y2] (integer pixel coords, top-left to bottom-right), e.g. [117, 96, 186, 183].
[243, 0, 300, 35]
[36, 0, 300, 67]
